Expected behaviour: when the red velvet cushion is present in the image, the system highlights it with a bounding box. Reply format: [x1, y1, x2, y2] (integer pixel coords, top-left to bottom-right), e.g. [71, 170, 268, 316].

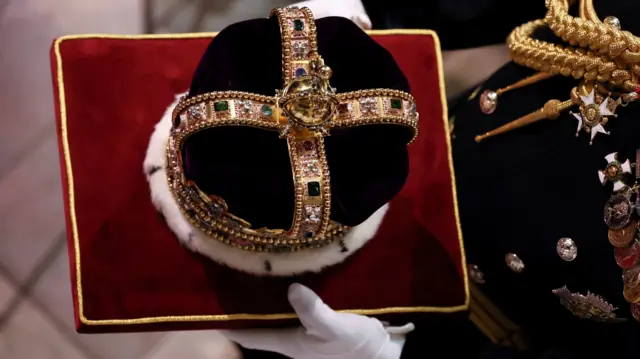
[50, 31, 469, 333]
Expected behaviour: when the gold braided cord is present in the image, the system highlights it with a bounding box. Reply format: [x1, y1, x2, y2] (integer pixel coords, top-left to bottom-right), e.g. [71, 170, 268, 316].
[477, 0, 640, 143]
[578, 0, 597, 22]
[545, 0, 640, 65]
[507, 19, 639, 91]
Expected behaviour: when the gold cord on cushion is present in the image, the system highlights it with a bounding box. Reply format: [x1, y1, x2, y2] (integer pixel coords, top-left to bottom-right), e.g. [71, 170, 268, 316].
[166, 6, 419, 253]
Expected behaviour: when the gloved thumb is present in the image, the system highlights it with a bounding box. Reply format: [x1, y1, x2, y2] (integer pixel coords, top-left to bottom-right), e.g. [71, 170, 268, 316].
[288, 283, 340, 340]
[386, 323, 415, 335]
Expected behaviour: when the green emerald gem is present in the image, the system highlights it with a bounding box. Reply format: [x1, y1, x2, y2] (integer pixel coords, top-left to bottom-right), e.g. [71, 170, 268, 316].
[262, 105, 273, 116]
[214, 101, 229, 112]
[307, 181, 321, 197]
[390, 99, 402, 109]
[293, 19, 304, 31]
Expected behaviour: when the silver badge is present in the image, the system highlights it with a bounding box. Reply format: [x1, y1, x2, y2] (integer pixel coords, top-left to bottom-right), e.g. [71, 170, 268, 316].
[552, 286, 626, 323]
[468, 264, 485, 284]
[556, 237, 578, 262]
[505, 253, 525, 273]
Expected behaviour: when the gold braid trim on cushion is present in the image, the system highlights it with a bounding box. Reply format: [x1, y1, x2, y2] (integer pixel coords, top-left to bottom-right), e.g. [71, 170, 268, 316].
[166, 6, 419, 253]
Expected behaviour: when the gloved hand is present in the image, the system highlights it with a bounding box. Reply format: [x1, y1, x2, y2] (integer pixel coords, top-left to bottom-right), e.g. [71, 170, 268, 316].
[221, 283, 414, 359]
[291, 0, 372, 30]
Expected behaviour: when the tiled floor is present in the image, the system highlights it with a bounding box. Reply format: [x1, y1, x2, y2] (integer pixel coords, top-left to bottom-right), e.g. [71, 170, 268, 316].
[0, 0, 508, 358]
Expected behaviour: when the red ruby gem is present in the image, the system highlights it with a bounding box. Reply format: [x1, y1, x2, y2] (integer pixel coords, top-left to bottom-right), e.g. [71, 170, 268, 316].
[338, 103, 350, 113]
[614, 242, 640, 269]
[302, 141, 314, 151]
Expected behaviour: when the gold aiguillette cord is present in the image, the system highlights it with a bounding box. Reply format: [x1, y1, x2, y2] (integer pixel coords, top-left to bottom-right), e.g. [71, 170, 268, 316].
[493, 72, 554, 98]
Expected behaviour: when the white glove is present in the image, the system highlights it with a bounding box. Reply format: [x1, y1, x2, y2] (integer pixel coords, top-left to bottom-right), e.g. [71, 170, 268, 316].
[291, 0, 372, 30]
[221, 283, 414, 359]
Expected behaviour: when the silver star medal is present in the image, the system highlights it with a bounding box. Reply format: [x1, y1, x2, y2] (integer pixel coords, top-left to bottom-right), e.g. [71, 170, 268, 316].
[553, 286, 626, 323]
[571, 89, 617, 145]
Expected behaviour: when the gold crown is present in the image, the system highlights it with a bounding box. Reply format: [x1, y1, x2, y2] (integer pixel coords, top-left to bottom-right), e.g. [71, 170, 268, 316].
[166, 7, 419, 253]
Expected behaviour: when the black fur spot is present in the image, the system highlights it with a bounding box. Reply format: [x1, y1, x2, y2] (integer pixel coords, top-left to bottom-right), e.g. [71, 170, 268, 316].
[264, 260, 272, 272]
[147, 166, 162, 177]
[156, 210, 166, 224]
[339, 240, 349, 253]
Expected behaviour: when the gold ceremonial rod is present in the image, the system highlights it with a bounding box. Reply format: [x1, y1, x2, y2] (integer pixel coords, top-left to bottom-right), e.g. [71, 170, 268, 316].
[475, 98, 576, 143]
[495, 72, 554, 96]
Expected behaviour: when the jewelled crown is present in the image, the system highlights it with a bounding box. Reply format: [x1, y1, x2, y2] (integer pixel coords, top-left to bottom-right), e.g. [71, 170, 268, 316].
[166, 7, 419, 253]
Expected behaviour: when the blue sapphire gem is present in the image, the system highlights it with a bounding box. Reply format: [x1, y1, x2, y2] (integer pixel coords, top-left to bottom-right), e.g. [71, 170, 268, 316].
[261, 105, 273, 116]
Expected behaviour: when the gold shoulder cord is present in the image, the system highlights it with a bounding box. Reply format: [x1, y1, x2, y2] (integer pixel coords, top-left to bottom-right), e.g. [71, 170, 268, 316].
[549, 0, 640, 65]
[475, 0, 640, 144]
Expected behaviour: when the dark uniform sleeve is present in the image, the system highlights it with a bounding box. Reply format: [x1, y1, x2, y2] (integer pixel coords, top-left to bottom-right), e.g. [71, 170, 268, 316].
[360, 0, 546, 50]
[447, 11, 640, 359]
[399, 325, 575, 359]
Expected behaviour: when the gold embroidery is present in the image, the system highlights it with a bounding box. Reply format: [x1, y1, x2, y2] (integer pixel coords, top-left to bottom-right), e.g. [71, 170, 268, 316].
[469, 284, 528, 349]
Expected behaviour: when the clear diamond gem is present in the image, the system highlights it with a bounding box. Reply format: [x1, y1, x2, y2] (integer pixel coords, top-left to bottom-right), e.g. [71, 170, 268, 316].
[303, 160, 320, 176]
[409, 103, 417, 117]
[360, 98, 378, 114]
[293, 42, 309, 59]
[188, 104, 204, 120]
[304, 205, 321, 223]
[237, 100, 252, 114]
